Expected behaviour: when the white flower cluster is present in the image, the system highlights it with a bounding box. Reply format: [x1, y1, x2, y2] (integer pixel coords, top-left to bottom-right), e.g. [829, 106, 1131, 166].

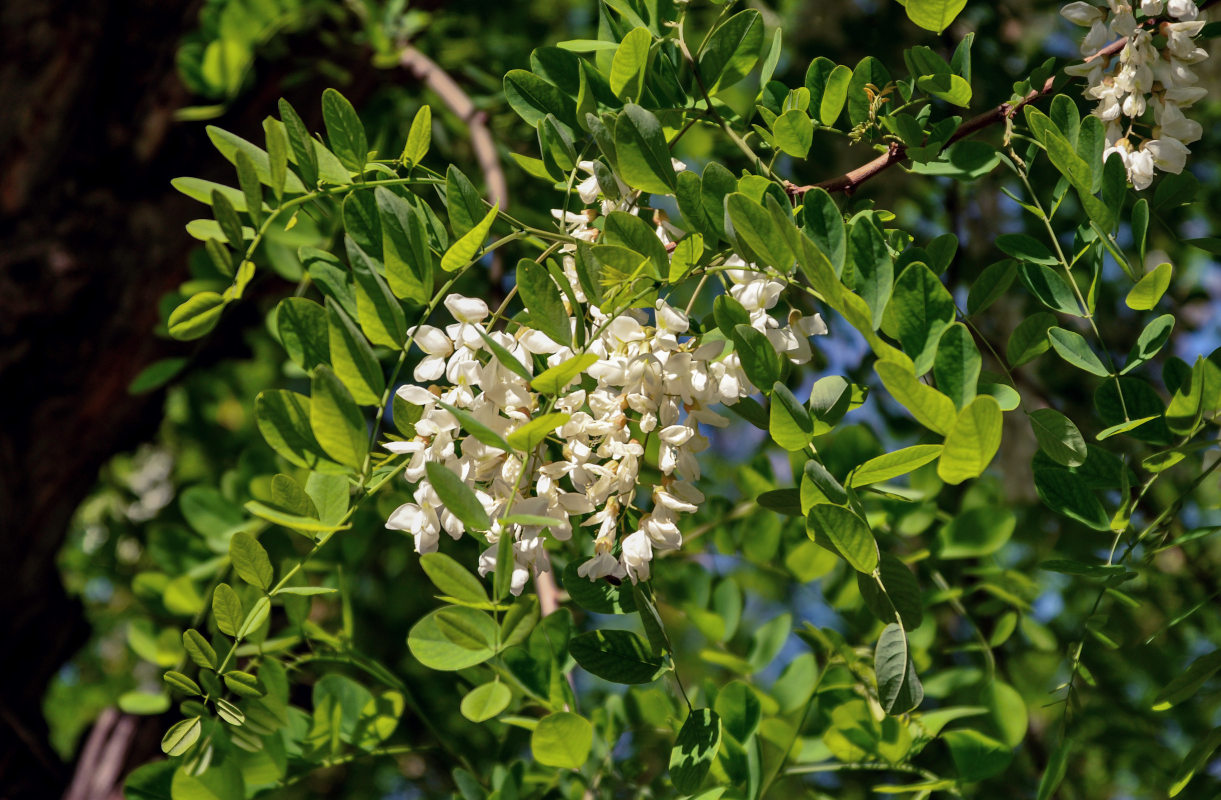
[383, 170, 827, 593]
[1062, 0, 1208, 189]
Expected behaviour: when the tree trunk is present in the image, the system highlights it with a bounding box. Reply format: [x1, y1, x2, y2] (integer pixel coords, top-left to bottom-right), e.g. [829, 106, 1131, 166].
[0, 1, 247, 795]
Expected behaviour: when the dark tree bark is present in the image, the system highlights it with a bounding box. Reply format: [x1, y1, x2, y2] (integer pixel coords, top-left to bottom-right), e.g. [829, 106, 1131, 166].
[0, 1, 308, 795]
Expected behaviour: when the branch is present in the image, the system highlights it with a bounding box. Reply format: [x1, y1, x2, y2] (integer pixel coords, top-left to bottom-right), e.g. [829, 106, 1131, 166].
[784, 31, 1135, 197]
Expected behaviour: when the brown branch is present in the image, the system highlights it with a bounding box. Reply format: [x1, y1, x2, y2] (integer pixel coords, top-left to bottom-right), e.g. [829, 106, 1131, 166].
[785, 31, 1136, 197]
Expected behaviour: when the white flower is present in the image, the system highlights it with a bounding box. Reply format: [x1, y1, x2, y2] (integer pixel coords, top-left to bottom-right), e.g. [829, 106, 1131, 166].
[1063, 1, 1106, 25]
[444, 294, 490, 323]
[1127, 147, 1156, 189]
[1144, 137, 1189, 173]
[621, 531, 653, 582]
[1065, 0, 1208, 189]
[1167, 0, 1199, 19]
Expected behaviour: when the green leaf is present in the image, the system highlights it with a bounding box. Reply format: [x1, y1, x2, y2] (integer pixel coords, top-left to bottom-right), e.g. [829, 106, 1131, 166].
[424, 462, 490, 532]
[847, 56, 890, 126]
[327, 299, 385, 405]
[603, 211, 668, 277]
[279, 98, 319, 189]
[934, 323, 980, 409]
[802, 459, 848, 506]
[918, 73, 972, 106]
[224, 671, 264, 698]
[615, 104, 675, 195]
[769, 383, 813, 450]
[996, 233, 1056, 266]
[338, 183, 382, 250]
[507, 412, 570, 452]
[128, 357, 189, 394]
[377, 188, 433, 306]
[875, 623, 923, 714]
[1007, 312, 1057, 366]
[670, 709, 722, 794]
[889, 262, 954, 375]
[420, 552, 489, 606]
[773, 109, 814, 158]
[321, 88, 368, 173]
[859, 554, 923, 629]
[208, 124, 309, 193]
[235, 151, 263, 227]
[699, 10, 764, 93]
[562, 561, 636, 614]
[401, 105, 432, 165]
[436, 400, 511, 452]
[714, 681, 761, 742]
[732, 324, 783, 392]
[517, 259, 573, 346]
[901, 0, 968, 32]
[850, 445, 943, 487]
[1047, 327, 1110, 377]
[182, 630, 217, 670]
[967, 259, 1018, 316]
[874, 360, 957, 435]
[445, 165, 487, 240]
[1033, 466, 1110, 530]
[610, 27, 651, 101]
[503, 70, 576, 129]
[476, 328, 533, 383]
[807, 505, 878, 573]
[669, 233, 704, 282]
[532, 353, 599, 395]
[276, 297, 329, 370]
[1029, 408, 1087, 467]
[230, 531, 274, 591]
[310, 365, 369, 470]
[1125, 262, 1173, 310]
[532, 712, 593, 769]
[212, 189, 247, 253]
[441, 202, 497, 273]
[1152, 650, 1221, 711]
[163, 671, 201, 696]
[347, 238, 406, 348]
[937, 395, 1003, 485]
[1170, 727, 1221, 796]
[725, 193, 792, 270]
[1037, 739, 1071, 800]
[408, 607, 498, 671]
[264, 115, 288, 201]
[1020, 263, 1081, 316]
[569, 629, 665, 684]
[460, 682, 512, 723]
[801, 188, 846, 271]
[255, 390, 342, 472]
[168, 292, 225, 341]
[982, 680, 1029, 748]
[819, 64, 852, 125]
[1123, 314, 1175, 373]
[212, 583, 243, 637]
[944, 729, 1012, 782]
[249, 493, 339, 540]
[848, 217, 893, 330]
[938, 507, 1016, 559]
[160, 717, 202, 757]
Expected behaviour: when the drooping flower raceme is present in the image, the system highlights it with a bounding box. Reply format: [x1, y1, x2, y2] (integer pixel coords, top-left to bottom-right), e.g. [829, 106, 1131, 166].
[1061, 0, 1208, 189]
[383, 168, 827, 594]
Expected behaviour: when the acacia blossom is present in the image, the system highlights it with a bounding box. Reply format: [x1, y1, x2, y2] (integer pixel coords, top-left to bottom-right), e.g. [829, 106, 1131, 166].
[1061, 0, 1208, 189]
[383, 164, 827, 594]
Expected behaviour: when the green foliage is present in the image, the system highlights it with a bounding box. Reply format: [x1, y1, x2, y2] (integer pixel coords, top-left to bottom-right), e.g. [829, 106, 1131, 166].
[50, 2, 1221, 799]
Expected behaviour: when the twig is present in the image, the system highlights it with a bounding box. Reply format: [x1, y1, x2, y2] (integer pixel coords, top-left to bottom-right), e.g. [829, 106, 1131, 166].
[785, 31, 1136, 197]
